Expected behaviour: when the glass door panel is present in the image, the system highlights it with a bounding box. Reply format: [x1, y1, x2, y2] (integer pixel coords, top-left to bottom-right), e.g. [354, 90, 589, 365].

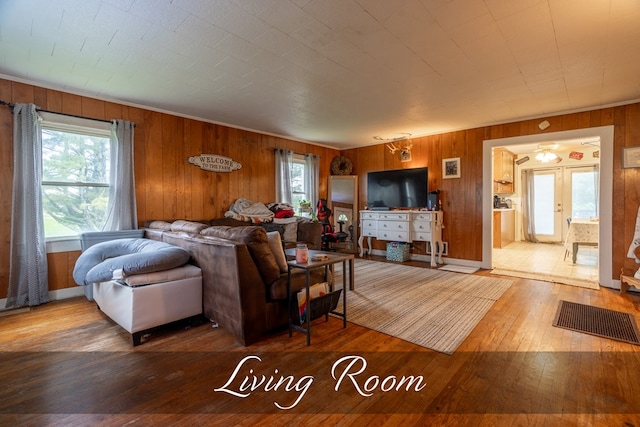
[533, 169, 563, 242]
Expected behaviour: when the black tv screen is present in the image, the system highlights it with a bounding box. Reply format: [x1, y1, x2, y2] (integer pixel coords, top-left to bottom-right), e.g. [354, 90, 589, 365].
[367, 167, 428, 209]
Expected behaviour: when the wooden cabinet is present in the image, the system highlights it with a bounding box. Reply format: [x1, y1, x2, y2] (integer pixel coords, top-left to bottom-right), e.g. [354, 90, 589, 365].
[493, 148, 515, 194]
[493, 209, 515, 248]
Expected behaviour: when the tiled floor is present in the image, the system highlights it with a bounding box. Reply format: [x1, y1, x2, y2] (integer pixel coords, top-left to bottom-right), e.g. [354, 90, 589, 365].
[492, 240, 598, 283]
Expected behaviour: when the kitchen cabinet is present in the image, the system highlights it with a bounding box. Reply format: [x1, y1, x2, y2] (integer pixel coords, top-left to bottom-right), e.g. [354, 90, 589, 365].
[493, 209, 515, 248]
[493, 148, 515, 194]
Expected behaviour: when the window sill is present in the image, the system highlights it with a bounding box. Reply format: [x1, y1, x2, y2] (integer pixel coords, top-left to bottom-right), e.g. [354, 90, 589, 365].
[46, 237, 81, 253]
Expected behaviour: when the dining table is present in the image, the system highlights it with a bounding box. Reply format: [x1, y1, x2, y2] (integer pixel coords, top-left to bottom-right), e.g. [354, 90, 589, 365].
[564, 219, 599, 263]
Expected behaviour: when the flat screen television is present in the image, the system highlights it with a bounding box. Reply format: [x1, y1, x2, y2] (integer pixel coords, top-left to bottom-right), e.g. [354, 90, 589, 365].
[367, 167, 428, 210]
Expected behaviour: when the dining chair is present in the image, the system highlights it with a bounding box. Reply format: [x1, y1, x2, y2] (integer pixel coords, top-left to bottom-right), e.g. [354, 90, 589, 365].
[563, 217, 572, 261]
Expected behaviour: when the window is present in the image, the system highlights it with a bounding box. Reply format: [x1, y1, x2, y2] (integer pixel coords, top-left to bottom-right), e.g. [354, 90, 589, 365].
[290, 155, 308, 208]
[41, 116, 112, 238]
[571, 169, 598, 219]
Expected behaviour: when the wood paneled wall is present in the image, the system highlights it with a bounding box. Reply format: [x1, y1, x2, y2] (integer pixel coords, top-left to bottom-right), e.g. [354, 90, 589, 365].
[343, 104, 640, 281]
[0, 78, 339, 299]
[2, 76, 640, 300]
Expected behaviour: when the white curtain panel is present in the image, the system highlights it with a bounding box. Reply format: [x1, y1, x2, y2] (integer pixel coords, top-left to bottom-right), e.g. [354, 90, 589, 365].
[6, 103, 49, 308]
[103, 119, 137, 231]
[305, 153, 320, 208]
[275, 149, 293, 205]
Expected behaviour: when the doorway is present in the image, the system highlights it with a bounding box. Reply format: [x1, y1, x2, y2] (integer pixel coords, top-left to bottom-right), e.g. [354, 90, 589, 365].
[493, 163, 600, 284]
[482, 126, 613, 288]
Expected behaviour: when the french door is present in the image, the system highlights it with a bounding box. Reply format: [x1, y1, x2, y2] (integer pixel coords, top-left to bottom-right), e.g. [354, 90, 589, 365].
[532, 169, 563, 242]
[530, 165, 599, 243]
[563, 166, 599, 221]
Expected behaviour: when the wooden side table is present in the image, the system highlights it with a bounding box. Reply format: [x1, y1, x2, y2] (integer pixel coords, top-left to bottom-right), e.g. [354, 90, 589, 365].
[285, 249, 354, 345]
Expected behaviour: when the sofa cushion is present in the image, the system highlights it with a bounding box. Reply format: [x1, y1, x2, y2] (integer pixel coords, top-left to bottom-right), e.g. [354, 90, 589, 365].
[259, 222, 286, 236]
[282, 222, 298, 243]
[200, 226, 281, 285]
[170, 220, 209, 234]
[122, 264, 202, 287]
[269, 269, 326, 300]
[266, 231, 288, 273]
[145, 220, 173, 231]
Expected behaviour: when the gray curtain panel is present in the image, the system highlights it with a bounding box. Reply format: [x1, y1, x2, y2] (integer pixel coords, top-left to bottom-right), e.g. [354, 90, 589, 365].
[304, 153, 320, 207]
[6, 103, 49, 308]
[275, 148, 293, 205]
[521, 169, 538, 243]
[103, 119, 137, 231]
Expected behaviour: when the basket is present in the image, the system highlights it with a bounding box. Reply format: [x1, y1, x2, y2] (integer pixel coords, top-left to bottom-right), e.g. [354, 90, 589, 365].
[298, 289, 342, 324]
[386, 242, 410, 262]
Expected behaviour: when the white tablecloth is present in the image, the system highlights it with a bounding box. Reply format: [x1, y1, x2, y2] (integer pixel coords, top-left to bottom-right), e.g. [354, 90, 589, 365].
[564, 219, 599, 254]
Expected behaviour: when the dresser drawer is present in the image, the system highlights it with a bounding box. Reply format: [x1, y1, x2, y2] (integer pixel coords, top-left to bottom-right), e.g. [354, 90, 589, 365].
[361, 212, 378, 220]
[411, 221, 432, 232]
[361, 219, 378, 229]
[378, 220, 409, 232]
[378, 230, 410, 242]
[362, 228, 377, 237]
[377, 212, 410, 221]
[413, 212, 435, 221]
[412, 231, 432, 241]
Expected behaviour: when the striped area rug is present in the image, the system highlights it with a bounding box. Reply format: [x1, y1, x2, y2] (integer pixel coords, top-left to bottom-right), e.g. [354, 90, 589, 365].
[333, 259, 513, 354]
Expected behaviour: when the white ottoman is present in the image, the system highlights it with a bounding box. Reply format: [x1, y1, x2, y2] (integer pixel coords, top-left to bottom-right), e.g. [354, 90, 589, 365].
[93, 264, 202, 345]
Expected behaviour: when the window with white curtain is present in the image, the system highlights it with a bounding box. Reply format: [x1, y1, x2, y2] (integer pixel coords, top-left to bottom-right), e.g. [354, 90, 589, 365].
[40, 114, 112, 238]
[290, 154, 308, 207]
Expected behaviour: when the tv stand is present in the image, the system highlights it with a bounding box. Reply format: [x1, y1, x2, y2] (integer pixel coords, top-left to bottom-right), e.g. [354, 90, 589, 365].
[358, 210, 444, 267]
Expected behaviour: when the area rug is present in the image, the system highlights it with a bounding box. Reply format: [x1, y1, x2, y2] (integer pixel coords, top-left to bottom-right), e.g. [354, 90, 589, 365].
[491, 268, 599, 290]
[333, 260, 513, 354]
[553, 300, 640, 345]
[438, 264, 479, 274]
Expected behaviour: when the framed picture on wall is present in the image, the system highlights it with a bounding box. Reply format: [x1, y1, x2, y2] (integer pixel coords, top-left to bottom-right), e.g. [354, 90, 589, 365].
[443, 157, 460, 179]
[623, 147, 640, 168]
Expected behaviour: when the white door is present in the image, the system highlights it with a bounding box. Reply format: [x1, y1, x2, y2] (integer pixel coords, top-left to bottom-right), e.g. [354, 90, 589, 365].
[564, 166, 599, 220]
[561, 165, 599, 238]
[533, 169, 563, 242]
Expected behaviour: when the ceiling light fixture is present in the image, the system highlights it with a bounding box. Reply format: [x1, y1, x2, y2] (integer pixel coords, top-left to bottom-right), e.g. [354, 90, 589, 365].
[374, 133, 412, 142]
[535, 151, 558, 163]
[376, 133, 413, 162]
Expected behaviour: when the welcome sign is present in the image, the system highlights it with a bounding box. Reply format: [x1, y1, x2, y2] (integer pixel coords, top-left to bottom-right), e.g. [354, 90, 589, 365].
[188, 154, 242, 172]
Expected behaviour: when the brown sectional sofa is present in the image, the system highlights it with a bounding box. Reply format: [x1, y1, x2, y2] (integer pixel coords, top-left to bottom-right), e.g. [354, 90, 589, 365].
[143, 219, 324, 345]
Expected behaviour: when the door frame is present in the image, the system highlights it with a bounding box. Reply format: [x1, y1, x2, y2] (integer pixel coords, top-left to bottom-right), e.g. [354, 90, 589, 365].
[482, 126, 613, 288]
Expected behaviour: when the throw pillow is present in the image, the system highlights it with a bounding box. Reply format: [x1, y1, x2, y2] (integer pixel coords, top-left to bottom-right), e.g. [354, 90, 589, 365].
[282, 222, 298, 243]
[200, 225, 281, 285]
[266, 231, 288, 273]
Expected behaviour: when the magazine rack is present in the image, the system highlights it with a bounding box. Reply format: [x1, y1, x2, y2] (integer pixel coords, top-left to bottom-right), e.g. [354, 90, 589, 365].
[286, 249, 354, 345]
[297, 288, 342, 324]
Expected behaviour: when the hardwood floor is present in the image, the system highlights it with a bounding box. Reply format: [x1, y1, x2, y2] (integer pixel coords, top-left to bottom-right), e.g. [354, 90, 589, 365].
[1, 257, 639, 426]
[493, 241, 598, 284]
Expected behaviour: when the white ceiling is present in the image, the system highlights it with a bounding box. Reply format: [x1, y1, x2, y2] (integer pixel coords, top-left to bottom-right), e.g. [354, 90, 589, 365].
[1, 0, 639, 149]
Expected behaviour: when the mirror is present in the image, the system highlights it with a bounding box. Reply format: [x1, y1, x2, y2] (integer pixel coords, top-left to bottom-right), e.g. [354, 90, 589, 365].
[328, 175, 358, 250]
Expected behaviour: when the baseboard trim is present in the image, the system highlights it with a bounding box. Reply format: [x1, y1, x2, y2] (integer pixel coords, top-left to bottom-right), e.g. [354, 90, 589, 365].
[0, 286, 86, 310]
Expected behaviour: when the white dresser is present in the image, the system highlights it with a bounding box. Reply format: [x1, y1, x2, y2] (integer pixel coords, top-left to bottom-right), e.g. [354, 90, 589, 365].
[358, 210, 444, 266]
